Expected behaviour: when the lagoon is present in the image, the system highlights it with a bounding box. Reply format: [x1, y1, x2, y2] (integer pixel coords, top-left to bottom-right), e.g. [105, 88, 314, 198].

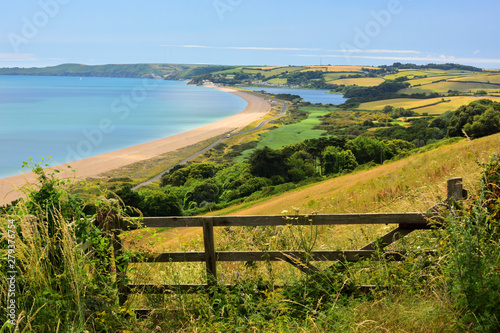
[242, 86, 347, 104]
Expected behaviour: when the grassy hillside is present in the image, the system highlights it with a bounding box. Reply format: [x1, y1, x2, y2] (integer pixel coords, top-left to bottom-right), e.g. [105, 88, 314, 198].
[128, 133, 500, 332]
[211, 133, 500, 216]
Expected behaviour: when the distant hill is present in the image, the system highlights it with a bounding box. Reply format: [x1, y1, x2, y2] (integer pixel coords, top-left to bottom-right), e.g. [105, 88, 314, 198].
[0, 63, 235, 80]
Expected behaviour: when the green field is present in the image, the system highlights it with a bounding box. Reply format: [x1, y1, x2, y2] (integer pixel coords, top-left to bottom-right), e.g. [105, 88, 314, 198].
[407, 80, 500, 93]
[214, 66, 307, 78]
[449, 73, 500, 84]
[237, 106, 329, 161]
[383, 69, 447, 80]
[358, 96, 500, 114]
[267, 78, 287, 84]
[328, 77, 384, 87]
[408, 75, 466, 86]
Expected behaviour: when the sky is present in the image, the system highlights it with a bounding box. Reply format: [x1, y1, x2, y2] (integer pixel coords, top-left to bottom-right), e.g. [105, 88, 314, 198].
[1, 0, 500, 69]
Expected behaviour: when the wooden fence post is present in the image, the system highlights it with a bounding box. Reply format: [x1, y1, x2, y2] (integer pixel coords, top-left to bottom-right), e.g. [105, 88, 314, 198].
[447, 177, 464, 206]
[203, 218, 217, 288]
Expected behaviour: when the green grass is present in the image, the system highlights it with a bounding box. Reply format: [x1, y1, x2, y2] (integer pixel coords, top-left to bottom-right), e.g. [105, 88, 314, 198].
[406, 80, 500, 93]
[267, 78, 287, 84]
[357, 96, 500, 114]
[328, 77, 385, 87]
[237, 106, 329, 161]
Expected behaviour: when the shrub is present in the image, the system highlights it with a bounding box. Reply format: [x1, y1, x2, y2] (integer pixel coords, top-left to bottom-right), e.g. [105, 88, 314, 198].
[438, 156, 500, 331]
[0, 161, 137, 331]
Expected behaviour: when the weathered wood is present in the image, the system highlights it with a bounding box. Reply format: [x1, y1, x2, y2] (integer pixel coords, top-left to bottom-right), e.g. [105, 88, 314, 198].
[359, 227, 415, 251]
[279, 252, 322, 275]
[125, 284, 208, 294]
[203, 219, 217, 286]
[136, 213, 427, 228]
[134, 252, 206, 263]
[127, 283, 377, 295]
[137, 250, 405, 263]
[447, 177, 464, 204]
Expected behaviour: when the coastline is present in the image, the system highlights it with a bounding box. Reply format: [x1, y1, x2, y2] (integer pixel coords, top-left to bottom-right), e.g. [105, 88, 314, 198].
[0, 87, 271, 205]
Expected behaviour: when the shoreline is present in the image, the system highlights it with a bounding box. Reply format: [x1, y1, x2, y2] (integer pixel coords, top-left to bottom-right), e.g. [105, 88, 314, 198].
[0, 87, 271, 205]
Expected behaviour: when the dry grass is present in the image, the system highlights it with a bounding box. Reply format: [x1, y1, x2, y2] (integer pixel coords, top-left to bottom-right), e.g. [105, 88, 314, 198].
[246, 66, 282, 70]
[328, 77, 385, 87]
[214, 134, 499, 217]
[413, 80, 500, 93]
[384, 70, 447, 80]
[121, 134, 500, 331]
[358, 96, 500, 114]
[96, 134, 225, 183]
[409, 75, 466, 87]
[449, 73, 500, 84]
[133, 134, 500, 258]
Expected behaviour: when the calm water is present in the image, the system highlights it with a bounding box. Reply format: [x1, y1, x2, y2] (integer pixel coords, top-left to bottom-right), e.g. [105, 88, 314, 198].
[242, 87, 347, 104]
[0, 76, 247, 178]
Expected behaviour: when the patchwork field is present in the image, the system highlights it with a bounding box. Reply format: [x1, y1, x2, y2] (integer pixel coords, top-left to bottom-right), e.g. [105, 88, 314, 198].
[383, 69, 448, 80]
[407, 81, 500, 93]
[449, 73, 500, 84]
[327, 77, 385, 86]
[358, 96, 500, 114]
[303, 65, 379, 72]
[409, 75, 466, 86]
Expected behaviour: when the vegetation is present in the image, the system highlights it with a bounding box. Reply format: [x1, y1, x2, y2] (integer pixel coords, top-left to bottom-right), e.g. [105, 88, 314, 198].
[3, 62, 500, 331]
[0, 161, 141, 331]
[447, 99, 500, 138]
[3, 147, 500, 331]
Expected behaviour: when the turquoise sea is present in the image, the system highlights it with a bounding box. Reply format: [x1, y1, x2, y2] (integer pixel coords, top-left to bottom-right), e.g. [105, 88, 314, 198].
[0, 76, 247, 179]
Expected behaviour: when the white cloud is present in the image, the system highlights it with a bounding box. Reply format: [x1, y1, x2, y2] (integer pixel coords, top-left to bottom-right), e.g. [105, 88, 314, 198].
[296, 53, 500, 64]
[0, 53, 36, 61]
[163, 44, 419, 54]
[162, 44, 325, 52]
[336, 49, 420, 54]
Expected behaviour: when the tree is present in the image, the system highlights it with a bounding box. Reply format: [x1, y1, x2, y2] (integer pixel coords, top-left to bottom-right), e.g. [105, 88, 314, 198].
[113, 184, 142, 215]
[463, 107, 500, 139]
[237, 177, 272, 197]
[286, 150, 315, 181]
[161, 167, 189, 187]
[190, 181, 221, 205]
[386, 139, 416, 155]
[448, 99, 500, 137]
[249, 146, 287, 179]
[346, 136, 393, 164]
[138, 189, 181, 216]
[322, 146, 358, 174]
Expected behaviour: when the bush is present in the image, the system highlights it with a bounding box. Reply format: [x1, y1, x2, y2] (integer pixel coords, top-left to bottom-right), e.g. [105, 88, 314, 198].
[438, 156, 500, 331]
[0, 161, 137, 331]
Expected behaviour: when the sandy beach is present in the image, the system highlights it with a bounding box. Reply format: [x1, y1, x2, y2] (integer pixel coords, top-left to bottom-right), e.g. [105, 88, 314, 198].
[0, 87, 271, 206]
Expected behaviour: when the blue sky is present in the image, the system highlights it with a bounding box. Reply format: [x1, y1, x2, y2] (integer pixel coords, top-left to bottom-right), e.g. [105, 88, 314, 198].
[1, 0, 500, 68]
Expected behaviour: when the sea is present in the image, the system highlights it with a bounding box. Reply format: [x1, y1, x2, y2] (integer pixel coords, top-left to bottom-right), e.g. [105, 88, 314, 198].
[242, 86, 347, 104]
[0, 76, 247, 179]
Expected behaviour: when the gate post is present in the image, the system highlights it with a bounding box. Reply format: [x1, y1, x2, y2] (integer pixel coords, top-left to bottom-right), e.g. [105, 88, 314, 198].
[203, 218, 217, 288]
[447, 177, 464, 206]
